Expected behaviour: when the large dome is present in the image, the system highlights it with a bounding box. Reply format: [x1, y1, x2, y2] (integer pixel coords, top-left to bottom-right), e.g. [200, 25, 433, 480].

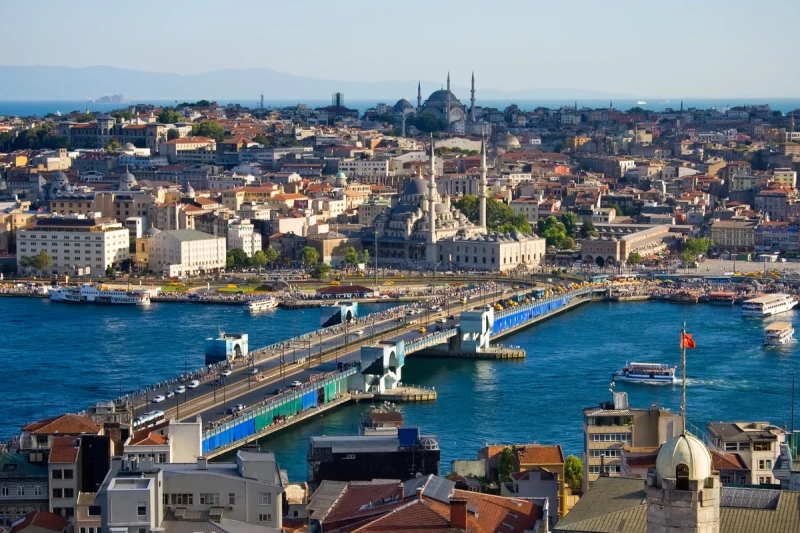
[655, 433, 712, 481]
[403, 178, 428, 197]
[394, 99, 413, 112]
[426, 89, 458, 103]
[497, 133, 521, 149]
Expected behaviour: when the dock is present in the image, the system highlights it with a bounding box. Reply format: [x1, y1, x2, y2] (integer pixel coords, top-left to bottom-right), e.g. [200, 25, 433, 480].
[353, 385, 437, 402]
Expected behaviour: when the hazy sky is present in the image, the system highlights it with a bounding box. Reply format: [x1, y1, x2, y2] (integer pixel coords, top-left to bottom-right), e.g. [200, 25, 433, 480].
[2, 0, 799, 97]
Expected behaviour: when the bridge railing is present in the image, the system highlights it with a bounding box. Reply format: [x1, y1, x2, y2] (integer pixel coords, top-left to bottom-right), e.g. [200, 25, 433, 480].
[494, 287, 592, 320]
[405, 328, 459, 354]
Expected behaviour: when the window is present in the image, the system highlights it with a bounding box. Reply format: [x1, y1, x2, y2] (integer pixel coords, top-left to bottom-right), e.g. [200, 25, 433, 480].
[81, 528, 86, 533]
[88, 528, 94, 533]
[157, 453, 167, 463]
[63, 488, 74, 498]
[52, 469, 63, 479]
[63, 469, 73, 479]
[758, 459, 773, 470]
[1, 486, 8, 497]
[137, 505, 146, 518]
[759, 476, 772, 485]
[753, 442, 772, 452]
[229, 493, 235, 505]
[258, 514, 272, 523]
[52, 488, 63, 498]
[258, 493, 271, 505]
[724, 442, 738, 451]
[34, 485, 42, 496]
[170, 494, 193, 505]
[88, 506, 101, 516]
[16, 485, 23, 496]
[139, 528, 146, 533]
[588, 466, 601, 474]
[163, 494, 169, 505]
[199, 493, 219, 505]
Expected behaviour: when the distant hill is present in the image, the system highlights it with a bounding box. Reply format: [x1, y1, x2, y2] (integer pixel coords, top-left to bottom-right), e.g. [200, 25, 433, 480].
[0, 65, 624, 101]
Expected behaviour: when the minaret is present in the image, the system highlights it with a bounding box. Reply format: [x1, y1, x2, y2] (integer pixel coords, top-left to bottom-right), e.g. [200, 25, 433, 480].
[470, 71, 476, 122]
[417, 81, 422, 109]
[426, 136, 438, 262]
[447, 71, 450, 92]
[680, 99, 684, 112]
[479, 136, 487, 231]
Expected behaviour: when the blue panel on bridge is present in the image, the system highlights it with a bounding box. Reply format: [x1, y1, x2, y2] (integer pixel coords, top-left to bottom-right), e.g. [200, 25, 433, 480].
[302, 390, 317, 410]
[492, 296, 571, 334]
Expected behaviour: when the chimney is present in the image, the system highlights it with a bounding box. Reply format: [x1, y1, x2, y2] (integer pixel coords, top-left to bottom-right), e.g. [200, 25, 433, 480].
[416, 487, 423, 500]
[197, 457, 208, 470]
[398, 482, 404, 499]
[449, 498, 468, 529]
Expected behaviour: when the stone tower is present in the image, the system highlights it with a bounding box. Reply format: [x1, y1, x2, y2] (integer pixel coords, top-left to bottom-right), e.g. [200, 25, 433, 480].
[417, 81, 422, 109]
[645, 433, 720, 533]
[479, 137, 487, 231]
[426, 137, 438, 263]
[470, 71, 476, 122]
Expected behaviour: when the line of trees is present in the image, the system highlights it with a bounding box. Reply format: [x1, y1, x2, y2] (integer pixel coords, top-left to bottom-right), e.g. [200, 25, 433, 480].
[454, 195, 532, 234]
[19, 251, 53, 274]
[225, 247, 279, 269]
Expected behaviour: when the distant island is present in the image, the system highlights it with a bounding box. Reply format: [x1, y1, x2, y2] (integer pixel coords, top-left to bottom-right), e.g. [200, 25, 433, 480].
[89, 94, 128, 104]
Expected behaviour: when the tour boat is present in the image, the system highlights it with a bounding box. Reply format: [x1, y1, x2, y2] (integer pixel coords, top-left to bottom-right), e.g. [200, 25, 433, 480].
[245, 295, 278, 312]
[612, 362, 678, 384]
[764, 322, 794, 346]
[48, 284, 150, 306]
[668, 290, 699, 304]
[741, 294, 798, 317]
[707, 291, 736, 305]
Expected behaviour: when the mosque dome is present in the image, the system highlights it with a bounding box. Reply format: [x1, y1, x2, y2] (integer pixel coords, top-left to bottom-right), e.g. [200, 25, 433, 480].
[334, 171, 348, 187]
[394, 99, 413, 112]
[123, 142, 136, 151]
[426, 89, 459, 103]
[145, 226, 162, 237]
[435, 203, 449, 214]
[184, 182, 196, 198]
[497, 133, 521, 149]
[655, 432, 712, 481]
[119, 167, 137, 191]
[402, 178, 428, 197]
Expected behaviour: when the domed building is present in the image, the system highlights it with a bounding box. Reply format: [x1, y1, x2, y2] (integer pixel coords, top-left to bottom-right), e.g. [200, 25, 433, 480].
[392, 98, 414, 116]
[496, 132, 521, 151]
[48, 170, 74, 199]
[333, 171, 348, 188]
[417, 73, 469, 133]
[119, 167, 138, 191]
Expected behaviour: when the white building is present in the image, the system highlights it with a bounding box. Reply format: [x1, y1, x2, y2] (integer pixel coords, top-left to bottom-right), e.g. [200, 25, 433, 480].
[147, 229, 226, 277]
[98, 451, 284, 532]
[16, 216, 130, 276]
[706, 421, 787, 485]
[510, 197, 540, 223]
[157, 137, 217, 165]
[338, 159, 390, 177]
[122, 418, 202, 464]
[226, 219, 262, 257]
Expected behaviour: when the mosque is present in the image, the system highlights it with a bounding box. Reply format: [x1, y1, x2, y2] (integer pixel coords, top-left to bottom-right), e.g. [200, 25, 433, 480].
[370, 139, 545, 272]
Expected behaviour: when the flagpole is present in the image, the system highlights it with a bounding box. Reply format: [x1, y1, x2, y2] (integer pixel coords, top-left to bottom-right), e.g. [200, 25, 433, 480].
[682, 320, 687, 435]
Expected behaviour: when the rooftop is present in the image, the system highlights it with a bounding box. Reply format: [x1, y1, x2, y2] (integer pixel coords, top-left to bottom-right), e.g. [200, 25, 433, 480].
[49, 436, 81, 463]
[22, 413, 101, 436]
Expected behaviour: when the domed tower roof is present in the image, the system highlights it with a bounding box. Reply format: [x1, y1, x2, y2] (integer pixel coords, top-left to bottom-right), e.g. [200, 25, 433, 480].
[427, 89, 459, 103]
[394, 99, 413, 112]
[123, 142, 136, 151]
[402, 178, 428, 197]
[656, 433, 712, 481]
[334, 171, 348, 187]
[119, 167, 137, 191]
[145, 226, 162, 237]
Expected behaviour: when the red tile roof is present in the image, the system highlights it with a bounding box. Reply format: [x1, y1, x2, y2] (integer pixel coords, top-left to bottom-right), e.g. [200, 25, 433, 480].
[11, 511, 68, 533]
[324, 482, 404, 525]
[351, 499, 455, 533]
[22, 414, 101, 436]
[127, 420, 170, 446]
[424, 489, 543, 533]
[49, 436, 80, 463]
[624, 454, 658, 468]
[515, 444, 564, 466]
[711, 450, 747, 471]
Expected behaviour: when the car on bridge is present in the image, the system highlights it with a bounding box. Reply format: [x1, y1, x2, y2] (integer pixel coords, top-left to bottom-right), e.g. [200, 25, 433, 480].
[165, 391, 175, 398]
[152, 395, 165, 403]
[290, 380, 303, 388]
[221, 369, 232, 377]
[187, 380, 200, 389]
[250, 367, 260, 375]
[176, 385, 186, 394]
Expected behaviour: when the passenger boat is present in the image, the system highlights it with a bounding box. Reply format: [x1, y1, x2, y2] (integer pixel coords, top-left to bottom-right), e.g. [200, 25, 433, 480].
[764, 322, 794, 346]
[707, 291, 736, 305]
[245, 295, 278, 312]
[612, 362, 678, 384]
[48, 284, 150, 305]
[741, 293, 798, 317]
[668, 290, 700, 304]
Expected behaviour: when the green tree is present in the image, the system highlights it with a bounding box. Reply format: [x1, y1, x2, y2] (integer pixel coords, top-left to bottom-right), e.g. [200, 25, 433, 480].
[75, 113, 94, 123]
[191, 121, 226, 142]
[226, 251, 236, 268]
[105, 139, 120, 151]
[408, 113, 446, 133]
[253, 134, 271, 146]
[157, 109, 183, 124]
[681, 249, 695, 265]
[344, 247, 359, 268]
[167, 129, 180, 140]
[564, 455, 583, 492]
[561, 236, 576, 250]
[562, 211, 579, 238]
[226, 249, 249, 268]
[250, 250, 268, 268]
[498, 447, 514, 483]
[84, 136, 100, 149]
[31, 252, 52, 273]
[537, 216, 567, 247]
[111, 110, 134, 121]
[454, 195, 532, 234]
[627, 106, 646, 114]
[264, 247, 279, 266]
[627, 252, 643, 265]
[359, 249, 370, 265]
[579, 219, 599, 239]
[300, 246, 319, 267]
[105, 265, 114, 277]
[311, 263, 332, 279]
[684, 237, 713, 256]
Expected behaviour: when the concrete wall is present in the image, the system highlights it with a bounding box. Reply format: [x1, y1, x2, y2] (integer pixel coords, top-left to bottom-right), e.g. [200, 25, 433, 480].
[451, 459, 485, 478]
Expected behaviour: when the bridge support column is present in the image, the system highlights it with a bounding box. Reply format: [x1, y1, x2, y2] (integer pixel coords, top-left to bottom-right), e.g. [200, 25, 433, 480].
[354, 340, 405, 394]
[458, 306, 494, 353]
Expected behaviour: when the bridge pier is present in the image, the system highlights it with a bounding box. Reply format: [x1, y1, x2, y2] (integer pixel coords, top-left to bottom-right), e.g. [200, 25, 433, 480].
[354, 340, 405, 394]
[458, 305, 494, 353]
[204, 332, 248, 365]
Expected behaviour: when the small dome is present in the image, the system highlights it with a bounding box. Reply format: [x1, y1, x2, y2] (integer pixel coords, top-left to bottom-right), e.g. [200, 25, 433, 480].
[123, 142, 136, 150]
[394, 99, 413, 112]
[497, 133, 521, 149]
[656, 433, 712, 482]
[434, 203, 449, 213]
[145, 226, 162, 237]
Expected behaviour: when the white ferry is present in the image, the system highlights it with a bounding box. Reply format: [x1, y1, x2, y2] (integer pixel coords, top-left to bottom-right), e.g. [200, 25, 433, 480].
[48, 284, 151, 306]
[245, 295, 278, 312]
[764, 322, 794, 346]
[741, 294, 797, 317]
[612, 362, 678, 384]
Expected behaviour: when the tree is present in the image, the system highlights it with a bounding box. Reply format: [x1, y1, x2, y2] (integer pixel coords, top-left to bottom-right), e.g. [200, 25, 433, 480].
[564, 455, 583, 492]
[454, 195, 532, 234]
[627, 106, 646, 114]
[191, 121, 226, 142]
[226, 249, 249, 268]
[111, 110, 134, 121]
[29, 251, 52, 272]
[579, 219, 598, 239]
[253, 134, 271, 146]
[250, 250, 268, 268]
[311, 263, 332, 279]
[167, 129, 180, 140]
[684, 237, 713, 257]
[105, 139, 120, 152]
[562, 211, 579, 238]
[359, 249, 370, 265]
[75, 113, 94, 123]
[105, 265, 114, 277]
[561, 236, 576, 250]
[157, 109, 183, 124]
[264, 247, 279, 266]
[301, 246, 319, 267]
[498, 447, 514, 483]
[627, 252, 643, 265]
[681, 249, 695, 265]
[84, 136, 100, 149]
[344, 247, 359, 268]
[408, 113, 446, 133]
[537, 216, 567, 247]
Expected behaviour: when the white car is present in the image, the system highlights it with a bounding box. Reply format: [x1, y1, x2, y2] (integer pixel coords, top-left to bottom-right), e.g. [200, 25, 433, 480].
[176, 385, 186, 394]
[234, 403, 245, 412]
[436, 318, 446, 324]
[250, 367, 260, 375]
[221, 369, 232, 377]
[165, 391, 175, 398]
[291, 380, 303, 388]
[152, 395, 165, 403]
[187, 380, 200, 389]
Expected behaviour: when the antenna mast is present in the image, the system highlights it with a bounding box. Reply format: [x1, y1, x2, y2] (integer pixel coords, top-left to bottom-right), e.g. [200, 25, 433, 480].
[681, 320, 687, 434]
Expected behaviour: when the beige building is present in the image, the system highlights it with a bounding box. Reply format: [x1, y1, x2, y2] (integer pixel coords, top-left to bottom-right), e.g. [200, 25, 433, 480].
[16, 217, 130, 275]
[48, 437, 81, 518]
[226, 219, 262, 257]
[306, 232, 363, 265]
[357, 199, 391, 226]
[710, 219, 756, 250]
[582, 391, 683, 491]
[581, 225, 671, 267]
[147, 229, 225, 277]
[220, 186, 280, 211]
[773, 168, 797, 188]
[158, 137, 217, 165]
[510, 197, 540, 223]
[706, 421, 787, 485]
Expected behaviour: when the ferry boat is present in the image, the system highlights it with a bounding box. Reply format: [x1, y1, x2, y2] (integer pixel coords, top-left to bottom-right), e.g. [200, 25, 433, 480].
[48, 284, 150, 306]
[741, 293, 798, 317]
[707, 291, 736, 305]
[612, 362, 678, 384]
[764, 322, 794, 346]
[245, 295, 278, 312]
[668, 290, 700, 304]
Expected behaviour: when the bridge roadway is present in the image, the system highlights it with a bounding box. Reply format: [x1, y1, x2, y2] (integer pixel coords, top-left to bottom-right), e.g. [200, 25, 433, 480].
[133, 286, 509, 426]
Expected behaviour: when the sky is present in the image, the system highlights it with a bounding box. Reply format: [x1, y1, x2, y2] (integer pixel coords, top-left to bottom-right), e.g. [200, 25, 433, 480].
[2, 0, 799, 98]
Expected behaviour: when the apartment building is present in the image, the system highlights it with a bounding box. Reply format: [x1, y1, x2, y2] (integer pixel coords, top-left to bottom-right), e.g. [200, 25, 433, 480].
[158, 137, 217, 165]
[337, 159, 390, 177]
[582, 391, 682, 491]
[48, 437, 81, 518]
[147, 229, 225, 277]
[706, 421, 787, 485]
[510, 197, 540, 223]
[122, 418, 202, 465]
[0, 454, 48, 527]
[16, 217, 130, 275]
[226, 219, 262, 257]
[710, 219, 757, 250]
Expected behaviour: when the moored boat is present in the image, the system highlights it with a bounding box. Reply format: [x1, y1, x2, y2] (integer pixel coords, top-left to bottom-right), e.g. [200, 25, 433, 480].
[707, 291, 736, 305]
[612, 362, 678, 384]
[742, 293, 797, 317]
[48, 283, 150, 306]
[668, 290, 700, 304]
[245, 295, 278, 312]
[764, 322, 794, 346]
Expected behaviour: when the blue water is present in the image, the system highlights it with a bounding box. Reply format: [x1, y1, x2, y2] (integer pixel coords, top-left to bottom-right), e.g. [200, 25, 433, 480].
[3, 98, 800, 117]
[3, 298, 798, 480]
